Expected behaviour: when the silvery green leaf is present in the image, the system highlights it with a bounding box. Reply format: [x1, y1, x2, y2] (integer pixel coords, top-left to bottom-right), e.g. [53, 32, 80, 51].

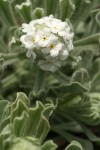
[0, 100, 9, 125]
[79, 123, 100, 143]
[65, 141, 83, 150]
[71, 0, 99, 28]
[0, 58, 4, 69]
[96, 11, 100, 26]
[0, 37, 7, 52]
[8, 137, 57, 150]
[59, 0, 75, 20]
[0, 0, 16, 26]
[71, 68, 91, 90]
[0, 92, 57, 149]
[15, 0, 32, 23]
[74, 44, 100, 56]
[54, 82, 89, 94]
[0, 124, 12, 149]
[41, 140, 57, 150]
[33, 8, 45, 19]
[53, 129, 93, 150]
[76, 51, 93, 70]
[74, 33, 100, 46]
[43, 0, 58, 15]
[8, 137, 41, 150]
[92, 73, 100, 91]
[71, 93, 100, 125]
[9, 92, 55, 141]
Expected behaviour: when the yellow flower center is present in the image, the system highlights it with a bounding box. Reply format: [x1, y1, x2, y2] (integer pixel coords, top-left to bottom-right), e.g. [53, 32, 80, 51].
[53, 26, 57, 29]
[42, 36, 47, 41]
[50, 44, 55, 49]
[32, 38, 35, 43]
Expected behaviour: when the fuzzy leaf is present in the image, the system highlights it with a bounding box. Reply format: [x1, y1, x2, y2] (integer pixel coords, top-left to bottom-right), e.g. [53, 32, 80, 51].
[0, 100, 9, 124]
[41, 140, 57, 150]
[65, 141, 83, 150]
[9, 93, 55, 141]
[74, 34, 100, 46]
[71, 68, 91, 90]
[54, 82, 89, 95]
[33, 7, 45, 19]
[44, 0, 59, 16]
[59, 0, 75, 20]
[0, 0, 16, 26]
[54, 129, 93, 150]
[15, 0, 32, 23]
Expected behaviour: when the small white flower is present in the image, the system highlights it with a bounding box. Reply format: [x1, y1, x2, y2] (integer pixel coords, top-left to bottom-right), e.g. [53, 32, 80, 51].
[20, 15, 74, 72]
[60, 50, 69, 60]
[22, 23, 31, 33]
[41, 34, 61, 56]
[49, 43, 63, 57]
[67, 40, 74, 51]
[20, 32, 37, 49]
[35, 28, 51, 47]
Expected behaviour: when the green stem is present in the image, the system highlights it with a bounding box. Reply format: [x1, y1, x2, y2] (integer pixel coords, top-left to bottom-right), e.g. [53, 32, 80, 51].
[33, 68, 46, 96]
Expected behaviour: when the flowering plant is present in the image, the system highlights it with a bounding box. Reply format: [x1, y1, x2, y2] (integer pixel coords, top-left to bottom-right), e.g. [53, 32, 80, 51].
[0, 0, 100, 150]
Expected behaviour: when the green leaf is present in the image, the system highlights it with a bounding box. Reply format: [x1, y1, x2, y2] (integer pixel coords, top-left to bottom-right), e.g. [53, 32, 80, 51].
[0, 100, 9, 124]
[92, 73, 100, 91]
[44, 0, 59, 16]
[33, 8, 45, 19]
[79, 123, 100, 143]
[0, 0, 16, 26]
[76, 51, 93, 70]
[53, 129, 93, 150]
[54, 82, 89, 94]
[0, 124, 12, 149]
[8, 137, 57, 150]
[13, 111, 29, 137]
[71, 68, 91, 90]
[65, 141, 83, 150]
[71, 0, 98, 28]
[10, 93, 55, 141]
[74, 34, 100, 46]
[0, 37, 7, 52]
[68, 93, 100, 125]
[10, 92, 29, 122]
[0, 92, 56, 149]
[96, 11, 100, 26]
[15, 0, 32, 23]
[90, 58, 100, 78]
[41, 140, 57, 150]
[9, 137, 41, 150]
[59, 0, 75, 20]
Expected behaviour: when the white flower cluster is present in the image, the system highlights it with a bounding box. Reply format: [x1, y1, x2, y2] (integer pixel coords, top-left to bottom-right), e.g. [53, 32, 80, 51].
[20, 15, 74, 72]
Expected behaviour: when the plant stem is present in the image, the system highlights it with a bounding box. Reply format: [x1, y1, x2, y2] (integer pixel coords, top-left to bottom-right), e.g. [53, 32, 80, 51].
[33, 68, 46, 96]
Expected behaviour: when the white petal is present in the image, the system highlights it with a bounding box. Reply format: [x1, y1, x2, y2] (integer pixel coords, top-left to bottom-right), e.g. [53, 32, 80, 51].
[55, 43, 63, 51]
[22, 23, 30, 33]
[58, 31, 66, 36]
[60, 50, 69, 60]
[50, 50, 59, 57]
[26, 50, 36, 59]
